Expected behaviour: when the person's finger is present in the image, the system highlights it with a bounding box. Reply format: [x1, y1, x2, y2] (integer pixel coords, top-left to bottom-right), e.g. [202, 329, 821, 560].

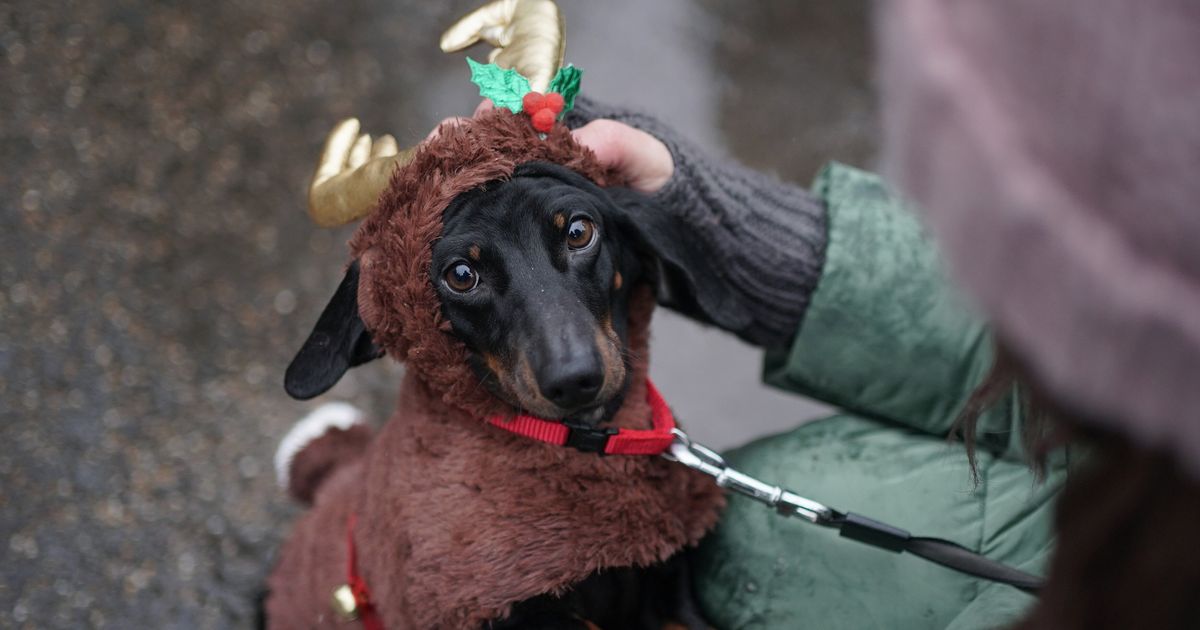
[574, 121, 628, 173]
[572, 120, 673, 195]
[424, 116, 469, 143]
[473, 99, 495, 117]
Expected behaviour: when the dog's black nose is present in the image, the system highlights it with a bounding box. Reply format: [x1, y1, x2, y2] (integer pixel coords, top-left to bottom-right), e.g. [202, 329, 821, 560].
[538, 356, 604, 412]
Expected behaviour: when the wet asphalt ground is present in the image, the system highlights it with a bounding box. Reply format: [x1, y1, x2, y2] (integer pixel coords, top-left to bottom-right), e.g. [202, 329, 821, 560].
[0, 0, 875, 627]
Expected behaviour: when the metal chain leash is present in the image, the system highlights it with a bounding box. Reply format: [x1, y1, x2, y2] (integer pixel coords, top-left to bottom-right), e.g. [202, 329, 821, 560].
[662, 428, 837, 525]
[661, 428, 1045, 593]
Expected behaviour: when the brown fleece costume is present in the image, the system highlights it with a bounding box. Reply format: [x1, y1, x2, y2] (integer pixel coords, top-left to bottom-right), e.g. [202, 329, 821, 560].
[265, 109, 725, 629]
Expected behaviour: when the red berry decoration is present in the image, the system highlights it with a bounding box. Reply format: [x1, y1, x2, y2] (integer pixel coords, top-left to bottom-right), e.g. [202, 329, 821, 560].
[531, 108, 556, 132]
[522, 91, 546, 113]
[521, 90, 566, 133]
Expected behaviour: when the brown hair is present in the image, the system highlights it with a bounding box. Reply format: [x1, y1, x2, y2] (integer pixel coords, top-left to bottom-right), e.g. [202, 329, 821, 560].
[1016, 428, 1200, 629]
[956, 341, 1200, 628]
[950, 342, 1062, 482]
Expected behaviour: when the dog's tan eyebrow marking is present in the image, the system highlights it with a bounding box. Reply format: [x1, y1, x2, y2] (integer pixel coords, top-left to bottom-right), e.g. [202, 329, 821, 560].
[553, 212, 566, 229]
[483, 352, 504, 376]
[612, 271, 623, 290]
[468, 244, 481, 261]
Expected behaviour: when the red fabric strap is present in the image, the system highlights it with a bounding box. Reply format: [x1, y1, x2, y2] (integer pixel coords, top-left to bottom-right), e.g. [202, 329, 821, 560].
[340, 382, 676, 630]
[489, 414, 571, 445]
[345, 514, 385, 630]
[486, 379, 676, 456]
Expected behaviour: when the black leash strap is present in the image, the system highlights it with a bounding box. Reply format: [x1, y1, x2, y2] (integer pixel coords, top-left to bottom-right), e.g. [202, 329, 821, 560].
[835, 512, 1042, 593]
[663, 430, 1044, 594]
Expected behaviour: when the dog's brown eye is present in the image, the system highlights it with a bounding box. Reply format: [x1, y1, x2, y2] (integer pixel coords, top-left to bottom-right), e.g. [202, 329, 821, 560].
[444, 262, 478, 292]
[566, 217, 596, 250]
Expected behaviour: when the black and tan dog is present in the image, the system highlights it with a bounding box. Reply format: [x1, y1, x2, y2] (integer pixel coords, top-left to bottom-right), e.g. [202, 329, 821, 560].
[433, 162, 732, 425]
[267, 111, 725, 629]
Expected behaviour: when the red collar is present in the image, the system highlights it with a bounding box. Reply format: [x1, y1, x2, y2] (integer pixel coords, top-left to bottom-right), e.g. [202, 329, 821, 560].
[486, 379, 676, 455]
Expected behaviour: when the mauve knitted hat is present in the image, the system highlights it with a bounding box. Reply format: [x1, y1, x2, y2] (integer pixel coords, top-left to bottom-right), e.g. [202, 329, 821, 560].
[878, 0, 1200, 478]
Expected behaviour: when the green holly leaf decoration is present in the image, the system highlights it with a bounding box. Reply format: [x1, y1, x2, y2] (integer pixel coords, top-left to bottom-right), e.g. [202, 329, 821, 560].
[467, 58, 532, 113]
[547, 65, 583, 116]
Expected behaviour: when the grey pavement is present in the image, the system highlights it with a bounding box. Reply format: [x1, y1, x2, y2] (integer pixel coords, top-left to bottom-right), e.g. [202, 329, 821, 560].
[0, 0, 876, 627]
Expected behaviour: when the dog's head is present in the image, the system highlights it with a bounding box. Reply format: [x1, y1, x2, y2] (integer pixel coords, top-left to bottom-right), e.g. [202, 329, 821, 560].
[430, 162, 646, 422]
[283, 114, 735, 423]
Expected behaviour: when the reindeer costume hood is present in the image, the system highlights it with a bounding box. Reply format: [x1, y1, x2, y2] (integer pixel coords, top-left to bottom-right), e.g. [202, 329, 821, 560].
[350, 109, 619, 421]
[265, 7, 724, 626]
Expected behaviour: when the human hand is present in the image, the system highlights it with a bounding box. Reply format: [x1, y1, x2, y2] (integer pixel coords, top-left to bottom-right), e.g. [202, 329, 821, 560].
[429, 100, 675, 196]
[570, 120, 674, 195]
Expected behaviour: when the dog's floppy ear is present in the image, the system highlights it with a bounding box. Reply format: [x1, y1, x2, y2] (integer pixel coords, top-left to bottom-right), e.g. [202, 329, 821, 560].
[509, 162, 753, 334]
[604, 188, 753, 334]
[284, 260, 383, 400]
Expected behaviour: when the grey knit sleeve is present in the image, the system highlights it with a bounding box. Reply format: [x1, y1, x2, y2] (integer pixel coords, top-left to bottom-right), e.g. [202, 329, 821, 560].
[564, 97, 828, 347]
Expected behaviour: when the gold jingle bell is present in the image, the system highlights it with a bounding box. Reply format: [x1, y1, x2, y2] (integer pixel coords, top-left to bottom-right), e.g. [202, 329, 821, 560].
[331, 584, 360, 621]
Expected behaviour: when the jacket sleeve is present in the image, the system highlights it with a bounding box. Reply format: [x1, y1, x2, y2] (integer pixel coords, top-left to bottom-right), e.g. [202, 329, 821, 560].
[563, 97, 827, 347]
[763, 162, 1023, 453]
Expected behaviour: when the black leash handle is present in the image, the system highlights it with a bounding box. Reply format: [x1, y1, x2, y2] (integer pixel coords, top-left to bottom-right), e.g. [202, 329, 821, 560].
[664, 430, 1044, 594]
[835, 512, 1042, 593]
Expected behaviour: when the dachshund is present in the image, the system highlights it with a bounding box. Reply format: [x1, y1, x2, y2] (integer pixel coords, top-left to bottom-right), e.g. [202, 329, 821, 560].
[274, 159, 727, 629]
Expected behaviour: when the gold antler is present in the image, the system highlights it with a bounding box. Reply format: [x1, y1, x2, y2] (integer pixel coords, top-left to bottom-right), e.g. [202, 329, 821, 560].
[307, 119, 415, 227]
[440, 0, 565, 93]
[306, 1, 565, 227]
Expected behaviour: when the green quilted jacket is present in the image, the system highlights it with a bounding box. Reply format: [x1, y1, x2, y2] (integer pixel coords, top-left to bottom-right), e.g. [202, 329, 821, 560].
[693, 163, 1066, 630]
